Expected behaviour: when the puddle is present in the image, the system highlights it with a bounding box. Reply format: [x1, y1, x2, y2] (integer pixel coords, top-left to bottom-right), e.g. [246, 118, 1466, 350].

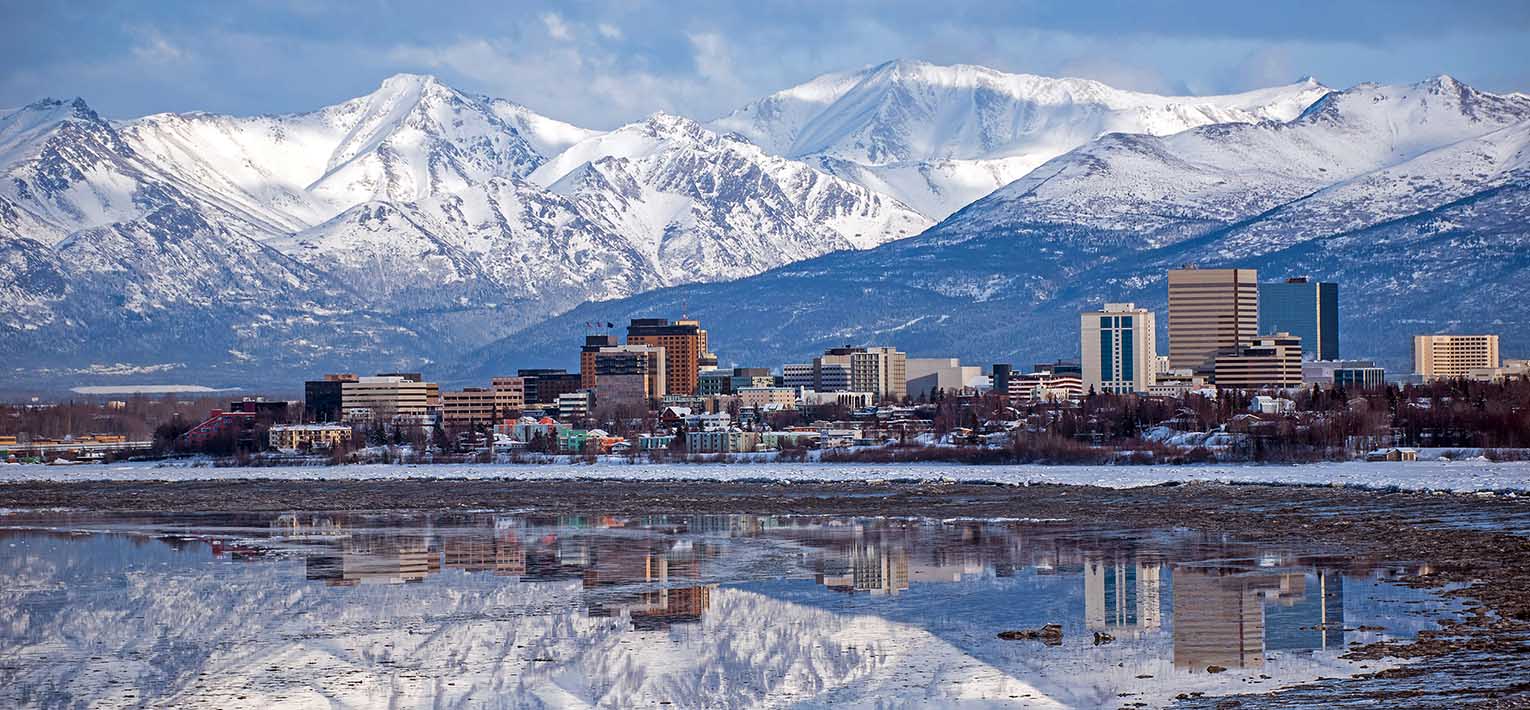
[0, 511, 1459, 708]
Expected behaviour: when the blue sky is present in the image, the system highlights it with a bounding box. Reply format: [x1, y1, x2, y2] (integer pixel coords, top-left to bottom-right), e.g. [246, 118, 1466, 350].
[2, 1, 1527, 128]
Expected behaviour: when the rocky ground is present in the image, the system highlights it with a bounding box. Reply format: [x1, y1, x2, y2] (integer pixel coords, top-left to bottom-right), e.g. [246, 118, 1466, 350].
[3, 478, 1528, 707]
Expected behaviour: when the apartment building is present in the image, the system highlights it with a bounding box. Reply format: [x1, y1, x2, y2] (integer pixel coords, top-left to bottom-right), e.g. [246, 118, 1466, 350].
[269, 423, 352, 451]
[736, 386, 798, 411]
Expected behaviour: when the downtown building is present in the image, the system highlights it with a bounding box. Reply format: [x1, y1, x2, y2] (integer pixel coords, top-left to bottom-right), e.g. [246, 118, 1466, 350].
[1213, 333, 1304, 390]
[593, 345, 667, 408]
[904, 358, 982, 400]
[1080, 303, 1157, 395]
[341, 375, 433, 420]
[1258, 277, 1339, 360]
[304, 373, 357, 423]
[626, 318, 713, 396]
[1414, 334, 1500, 379]
[789, 347, 906, 402]
[1168, 266, 1259, 371]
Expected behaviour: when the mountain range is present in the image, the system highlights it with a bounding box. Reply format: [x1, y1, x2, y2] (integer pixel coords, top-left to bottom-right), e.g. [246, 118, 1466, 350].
[2, 60, 1524, 389]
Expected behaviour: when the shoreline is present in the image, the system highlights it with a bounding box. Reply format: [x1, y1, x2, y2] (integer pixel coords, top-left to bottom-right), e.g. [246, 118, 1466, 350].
[5, 458, 1530, 494]
[4, 478, 1530, 704]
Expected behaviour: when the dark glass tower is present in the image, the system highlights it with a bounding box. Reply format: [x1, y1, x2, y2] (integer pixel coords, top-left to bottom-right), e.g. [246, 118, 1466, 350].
[1258, 277, 1338, 360]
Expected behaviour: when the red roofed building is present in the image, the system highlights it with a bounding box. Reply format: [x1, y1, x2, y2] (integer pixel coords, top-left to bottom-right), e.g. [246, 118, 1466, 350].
[181, 409, 257, 449]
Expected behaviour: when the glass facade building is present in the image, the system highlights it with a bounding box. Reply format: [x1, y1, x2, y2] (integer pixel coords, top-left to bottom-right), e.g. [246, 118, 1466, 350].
[1258, 277, 1338, 361]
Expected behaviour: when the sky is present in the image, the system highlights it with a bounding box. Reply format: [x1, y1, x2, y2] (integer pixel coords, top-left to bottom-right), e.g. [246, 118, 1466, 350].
[2, 1, 1528, 129]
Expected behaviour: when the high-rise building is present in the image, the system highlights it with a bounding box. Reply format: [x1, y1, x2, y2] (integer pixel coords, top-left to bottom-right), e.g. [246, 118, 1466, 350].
[304, 373, 357, 422]
[1168, 266, 1259, 371]
[342, 376, 432, 419]
[627, 318, 710, 396]
[594, 345, 667, 406]
[1258, 277, 1339, 360]
[991, 364, 1013, 396]
[1080, 303, 1157, 395]
[1414, 334, 1500, 379]
[1213, 333, 1303, 390]
[580, 335, 620, 389]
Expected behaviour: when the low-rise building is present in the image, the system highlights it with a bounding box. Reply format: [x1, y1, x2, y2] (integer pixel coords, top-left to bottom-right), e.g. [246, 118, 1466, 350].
[441, 387, 498, 429]
[342, 375, 431, 419]
[1249, 396, 1296, 415]
[269, 423, 352, 451]
[1009, 369, 1085, 404]
[181, 409, 257, 449]
[557, 391, 592, 422]
[905, 358, 983, 400]
[686, 429, 762, 454]
[737, 386, 798, 411]
[1465, 359, 1530, 383]
[1213, 333, 1303, 390]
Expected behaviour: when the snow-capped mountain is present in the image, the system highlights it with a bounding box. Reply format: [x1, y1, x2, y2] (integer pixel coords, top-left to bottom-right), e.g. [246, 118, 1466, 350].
[469, 76, 1530, 375]
[530, 113, 928, 284]
[712, 60, 1332, 219]
[5, 65, 1523, 388]
[0, 74, 929, 387]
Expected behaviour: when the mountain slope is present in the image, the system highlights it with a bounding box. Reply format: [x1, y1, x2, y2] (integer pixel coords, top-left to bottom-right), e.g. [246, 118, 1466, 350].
[467, 77, 1530, 376]
[532, 113, 930, 284]
[712, 60, 1332, 219]
[0, 74, 934, 388]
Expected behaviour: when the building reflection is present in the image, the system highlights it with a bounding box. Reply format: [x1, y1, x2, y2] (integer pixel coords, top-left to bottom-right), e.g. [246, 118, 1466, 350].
[1085, 553, 1165, 638]
[1171, 561, 1347, 672]
[189, 511, 1414, 667]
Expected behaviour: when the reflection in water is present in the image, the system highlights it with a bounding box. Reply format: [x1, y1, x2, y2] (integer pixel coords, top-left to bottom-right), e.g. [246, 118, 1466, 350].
[0, 510, 1453, 709]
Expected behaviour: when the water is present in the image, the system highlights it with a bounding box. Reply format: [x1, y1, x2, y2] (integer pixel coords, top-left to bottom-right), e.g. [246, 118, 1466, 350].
[0, 511, 1458, 708]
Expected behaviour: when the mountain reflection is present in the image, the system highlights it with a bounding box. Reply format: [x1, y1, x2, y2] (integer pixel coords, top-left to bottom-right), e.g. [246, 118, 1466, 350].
[0, 510, 1450, 709]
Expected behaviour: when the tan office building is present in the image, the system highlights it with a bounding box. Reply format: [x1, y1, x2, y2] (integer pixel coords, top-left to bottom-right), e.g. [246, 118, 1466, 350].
[1213, 333, 1303, 390]
[1414, 334, 1500, 379]
[490, 376, 527, 414]
[442, 388, 498, 428]
[342, 376, 431, 419]
[1081, 303, 1158, 394]
[1168, 267, 1259, 371]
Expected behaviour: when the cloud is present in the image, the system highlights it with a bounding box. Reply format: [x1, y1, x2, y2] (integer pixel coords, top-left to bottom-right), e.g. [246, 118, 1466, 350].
[597, 23, 622, 40]
[541, 12, 572, 41]
[129, 30, 187, 64]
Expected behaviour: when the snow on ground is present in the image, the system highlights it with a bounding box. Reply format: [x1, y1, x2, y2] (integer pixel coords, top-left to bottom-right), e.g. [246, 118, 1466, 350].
[4, 460, 1530, 493]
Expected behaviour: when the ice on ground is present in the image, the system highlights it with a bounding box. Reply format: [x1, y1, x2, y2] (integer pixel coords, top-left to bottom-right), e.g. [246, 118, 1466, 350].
[3, 460, 1530, 493]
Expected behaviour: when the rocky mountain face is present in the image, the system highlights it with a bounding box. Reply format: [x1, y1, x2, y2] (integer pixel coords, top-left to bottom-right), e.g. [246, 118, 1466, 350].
[0, 74, 928, 388]
[6, 66, 1521, 389]
[711, 60, 1331, 219]
[470, 77, 1530, 377]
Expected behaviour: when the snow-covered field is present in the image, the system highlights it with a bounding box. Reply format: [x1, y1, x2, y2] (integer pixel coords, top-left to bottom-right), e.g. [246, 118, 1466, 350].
[5, 460, 1530, 493]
